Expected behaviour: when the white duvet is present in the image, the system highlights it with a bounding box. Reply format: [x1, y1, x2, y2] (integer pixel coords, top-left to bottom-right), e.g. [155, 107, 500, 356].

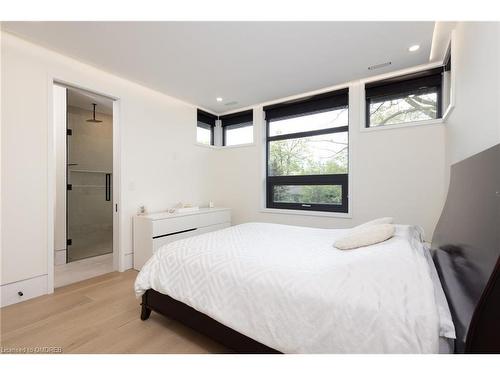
[135, 222, 449, 353]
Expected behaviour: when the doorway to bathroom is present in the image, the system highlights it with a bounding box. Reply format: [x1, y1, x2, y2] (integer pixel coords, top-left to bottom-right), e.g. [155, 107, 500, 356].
[66, 88, 113, 262]
[53, 83, 116, 287]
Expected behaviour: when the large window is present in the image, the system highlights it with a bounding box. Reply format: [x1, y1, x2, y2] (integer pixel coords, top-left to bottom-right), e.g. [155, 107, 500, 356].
[220, 110, 253, 146]
[197, 109, 217, 145]
[365, 67, 443, 128]
[264, 89, 349, 213]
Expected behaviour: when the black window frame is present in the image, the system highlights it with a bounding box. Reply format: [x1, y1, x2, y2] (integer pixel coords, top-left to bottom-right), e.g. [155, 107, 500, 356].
[220, 109, 253, 146]
[444, 51, 451, 73]
[197, 109, 217, 145]
[365, 67, 444, 128]
[264, 88, 349, 213]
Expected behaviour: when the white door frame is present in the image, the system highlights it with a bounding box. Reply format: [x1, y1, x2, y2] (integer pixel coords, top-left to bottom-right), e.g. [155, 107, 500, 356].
[47, 77, 122, 293]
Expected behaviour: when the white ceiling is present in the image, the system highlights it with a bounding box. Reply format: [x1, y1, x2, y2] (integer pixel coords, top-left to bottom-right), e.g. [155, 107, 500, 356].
[66, 86, 113, 115]
[3, 22, 436, 113]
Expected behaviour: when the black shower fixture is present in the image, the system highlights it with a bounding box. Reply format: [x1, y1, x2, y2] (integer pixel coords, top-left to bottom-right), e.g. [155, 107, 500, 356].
[86, 103, 103, 123]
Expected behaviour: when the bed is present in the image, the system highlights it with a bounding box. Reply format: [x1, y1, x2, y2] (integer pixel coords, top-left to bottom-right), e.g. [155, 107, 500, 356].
[134, 144, 499, 353]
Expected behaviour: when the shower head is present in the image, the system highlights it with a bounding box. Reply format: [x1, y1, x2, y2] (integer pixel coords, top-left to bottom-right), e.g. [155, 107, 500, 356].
[86, 103, 103, 123]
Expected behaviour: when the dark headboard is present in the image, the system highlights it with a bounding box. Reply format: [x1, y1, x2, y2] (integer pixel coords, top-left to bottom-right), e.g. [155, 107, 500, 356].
[432, 143, 500, 353]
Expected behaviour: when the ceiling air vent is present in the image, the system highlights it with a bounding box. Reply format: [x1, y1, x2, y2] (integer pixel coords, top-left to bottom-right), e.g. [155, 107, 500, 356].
[368, 61, 392, 70]
[224, 101, 238, 106]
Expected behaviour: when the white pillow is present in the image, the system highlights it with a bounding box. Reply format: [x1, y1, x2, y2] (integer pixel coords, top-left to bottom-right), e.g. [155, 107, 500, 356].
[353, 217, 394, 230]
[334, 224, 395, 250]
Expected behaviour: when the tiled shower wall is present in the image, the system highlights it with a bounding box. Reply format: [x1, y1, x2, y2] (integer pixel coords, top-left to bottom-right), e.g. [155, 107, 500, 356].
[66, 106, 113, 262]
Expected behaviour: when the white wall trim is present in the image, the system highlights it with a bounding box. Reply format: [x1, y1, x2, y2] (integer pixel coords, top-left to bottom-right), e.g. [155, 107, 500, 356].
[54, 249, 66, 266]
[213, 120, 222, 147]
[360, 118, 444, 133]
[442, 30, 457, 122]
[430, 22, 458, 63]
[260, 208, 352, 219]
[112, 99, 122, 272]
[124, 252, 133, 271]
[48, 76, 123, 293]
[198, 142, 257, 150]
[346, 83, 357, 218]
[194, 142, 219, 149]
[218, 142, 256, 149]
[47, 77, 55, 293]
[442, 102, 455, 122]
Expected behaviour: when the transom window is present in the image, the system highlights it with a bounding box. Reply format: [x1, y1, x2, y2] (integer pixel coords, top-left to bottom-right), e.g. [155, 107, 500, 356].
[220, 110, 253, 146]
[264, 89, 349, 213]
[197, 109, 217, 145]
[365, 67, 443, 128]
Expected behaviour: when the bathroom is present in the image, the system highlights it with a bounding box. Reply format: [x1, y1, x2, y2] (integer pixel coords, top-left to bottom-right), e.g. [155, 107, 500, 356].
[53, 85, 115, 286]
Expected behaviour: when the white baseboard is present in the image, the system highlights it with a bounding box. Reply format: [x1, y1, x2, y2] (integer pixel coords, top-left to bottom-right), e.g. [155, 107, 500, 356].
[123, 252, 133, 270]
[55, 249, 66, 265]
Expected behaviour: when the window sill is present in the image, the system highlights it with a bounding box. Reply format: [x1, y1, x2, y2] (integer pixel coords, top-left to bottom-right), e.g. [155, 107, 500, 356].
[194, 142, 218, 149]
[442, 104, 455, 122]
[260, 208, 352, 219]
[220, 142, 255, 149]
[195, 142, 256, 150]
[360, 118, 444, 133]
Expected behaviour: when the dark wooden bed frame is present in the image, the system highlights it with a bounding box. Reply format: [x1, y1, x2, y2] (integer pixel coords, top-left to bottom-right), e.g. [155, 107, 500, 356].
[140, 144, 500, 354]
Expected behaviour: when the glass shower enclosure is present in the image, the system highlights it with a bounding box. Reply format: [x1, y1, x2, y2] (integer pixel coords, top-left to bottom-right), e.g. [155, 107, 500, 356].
[66, 90, 113, 263]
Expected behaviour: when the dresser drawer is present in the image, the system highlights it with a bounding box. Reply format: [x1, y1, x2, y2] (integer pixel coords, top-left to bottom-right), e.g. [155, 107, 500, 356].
[152, 215, 199, 237]
[134, 208, 231, 270]
[198, 210, 231, 228]
[1, 275, 48, 307]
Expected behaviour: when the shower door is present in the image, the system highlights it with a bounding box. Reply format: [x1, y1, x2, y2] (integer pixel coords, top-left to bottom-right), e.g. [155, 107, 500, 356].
[66, 102, 113, 263]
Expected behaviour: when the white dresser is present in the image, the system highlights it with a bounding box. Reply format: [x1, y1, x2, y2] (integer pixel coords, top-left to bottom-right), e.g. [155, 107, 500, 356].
[133, 208, 231, 270]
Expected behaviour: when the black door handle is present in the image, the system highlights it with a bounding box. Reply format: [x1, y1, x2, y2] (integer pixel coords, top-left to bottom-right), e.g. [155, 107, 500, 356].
[105, 173, 111, 201]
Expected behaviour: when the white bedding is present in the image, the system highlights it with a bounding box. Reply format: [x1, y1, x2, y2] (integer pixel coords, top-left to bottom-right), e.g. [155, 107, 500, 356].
[135, 222, 453, 353]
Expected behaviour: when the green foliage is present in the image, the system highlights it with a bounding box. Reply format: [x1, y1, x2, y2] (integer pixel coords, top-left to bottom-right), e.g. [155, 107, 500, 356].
[269, 137, 348, 176]
[269, 131, 347, 205]
[273, 184, 342, 205]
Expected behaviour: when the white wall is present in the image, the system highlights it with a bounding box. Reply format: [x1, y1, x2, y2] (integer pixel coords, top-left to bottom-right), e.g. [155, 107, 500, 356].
[1, 33, 213, 287]
[445, 22, 500, 165]
[208, 22, 500, 243]
[209, 83, 447, 240]
[4, 22, 497, 299]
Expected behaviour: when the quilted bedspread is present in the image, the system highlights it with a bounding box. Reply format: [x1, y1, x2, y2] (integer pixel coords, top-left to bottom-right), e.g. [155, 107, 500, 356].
[135, 222, 448, 353]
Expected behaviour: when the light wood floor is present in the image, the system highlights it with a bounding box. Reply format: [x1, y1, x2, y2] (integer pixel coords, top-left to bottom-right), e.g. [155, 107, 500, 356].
[0, 270, 230, 354]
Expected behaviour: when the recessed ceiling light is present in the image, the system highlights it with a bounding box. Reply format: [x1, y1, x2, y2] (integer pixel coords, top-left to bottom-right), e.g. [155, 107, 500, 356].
[216, 97, 223, 102]
[408, 45, 420, 52]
